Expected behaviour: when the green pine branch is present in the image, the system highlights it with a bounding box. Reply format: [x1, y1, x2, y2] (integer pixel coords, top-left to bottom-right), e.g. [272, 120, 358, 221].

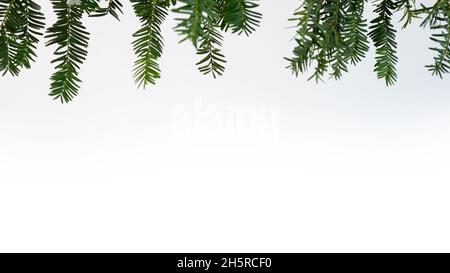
[173, 0, 204, 45]
[15, 0, 46, 69]
[90, 0, 124, 20]
[131, 0, 169, 88]
[45, 0, 90, 103]
[218, 0, 262, 36]
[324, 0, 348, 79]
[0, 0, 44, 76]
[287, 0, 449, 85]
[419, 0, 450, 78]
[369, 0, 398, 86]
[397, 0, 419, 28]
[343, 0, 369, 65]
[197, 11, 226, 77]
[1, 1, 449, 103]
[174, 0, 226, 78]
[0, 0, 22, 76]
[287, 0, 325, 79]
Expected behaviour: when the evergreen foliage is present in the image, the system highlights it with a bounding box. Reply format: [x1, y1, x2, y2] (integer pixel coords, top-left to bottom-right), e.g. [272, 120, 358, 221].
[0, 0, 260, 102]
[45, 0, 89, 102]
[131, 0, 169, 88]
[287, 0, 450, 86]
[420, 0, 450, 78]
[0, 1, 448, 103]
[0, 0, 45, 76]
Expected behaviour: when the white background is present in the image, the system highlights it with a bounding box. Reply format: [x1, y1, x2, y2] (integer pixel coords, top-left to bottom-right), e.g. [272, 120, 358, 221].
[0, 1, 449, 252]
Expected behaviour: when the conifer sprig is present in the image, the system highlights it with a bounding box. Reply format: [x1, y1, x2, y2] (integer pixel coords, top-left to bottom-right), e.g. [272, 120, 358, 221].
[287, 0, 450, 85]
[419, 0, 450, 78]
[45, 0, 90, 103]
[131, 0, 169, 88]
[343, 0, 369, 65]
[287, 0, 325, 79]
[0, 0, 45, 76]
[90, 0, 124, 19]
[173, 0, 226, 78]
[218, 0, 262, 35]
[0, 0, 24, 76]
[196, 10, 226, 78]
[1, 1, 449, 103]
[14, 0, 46, 69]
[369, 0, 398, 86]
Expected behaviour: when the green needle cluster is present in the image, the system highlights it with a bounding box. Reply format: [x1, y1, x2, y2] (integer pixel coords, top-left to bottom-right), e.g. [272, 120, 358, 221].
[0, 1, 448, 104]
[0, 0, 261, 103]
[287, 0, 450, 85]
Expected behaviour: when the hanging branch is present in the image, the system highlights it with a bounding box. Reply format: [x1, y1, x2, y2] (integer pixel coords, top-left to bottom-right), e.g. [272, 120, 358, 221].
[287, 0, 449, 85]
[131, 0, 169, 88]
[0, 0, 45, 76]
[420, 0, 450, 78]
[0, 1, 449, 104]
[45, 0, 90, 103]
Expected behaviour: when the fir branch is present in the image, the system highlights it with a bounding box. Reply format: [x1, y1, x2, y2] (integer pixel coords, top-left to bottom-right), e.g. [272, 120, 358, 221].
[174, 0, 227, 78]
[15, 0, 46, 69]
[90, 0, 124, 20]
[0, 0, 24, 76]
[397, 0, 419, 28]
[368, 0, 398, 86]
[218, 0, 262, 36]
[420, 0, 450, 78]
[131, 0, 169, 88]
[1, 0, 448, 103]
[45, 0, 90, 103]
[173, 0, 204, 45]
[287, 0, 325, 78]
[197, 12, 226, 77]
[324, 0, 349, 79]
[343, 0, 369, 65]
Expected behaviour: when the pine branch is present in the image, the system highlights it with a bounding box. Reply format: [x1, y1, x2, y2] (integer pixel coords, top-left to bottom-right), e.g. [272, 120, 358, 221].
[287, 0, 355, 81]
[218, 0, 262, 36]
[197, 12, 226, 77]
[0, 0, 24, 76]
[174, 0, 226, 78]
[287, 0, 325, 78]
[15, 0, 46, 69]
[1, 0, 449, 103]
[173, 0, 204, 45]
[397, 0, 419, 28]
[45, 0, 90, 103]
[369, 0, 398, 86]
[131, 0, 169, 88]
[427, 25, 450, 77]
[324, 0, 348, 79]
[420, 0, 450, 78]
[90, 0, 124, 20]
[343, 0, 369, 65]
